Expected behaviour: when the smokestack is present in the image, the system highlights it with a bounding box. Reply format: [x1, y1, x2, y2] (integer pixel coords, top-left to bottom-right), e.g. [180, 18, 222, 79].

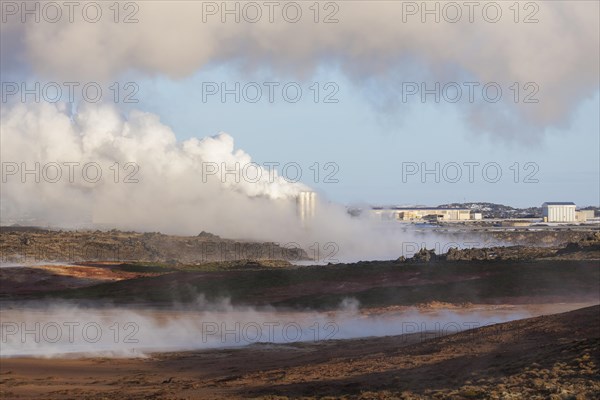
[297, 191, 316, 226]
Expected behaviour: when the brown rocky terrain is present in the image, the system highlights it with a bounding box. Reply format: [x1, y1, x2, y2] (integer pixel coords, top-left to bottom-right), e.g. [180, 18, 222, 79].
[483, 228, 599, 247]
[2, 226, 598, 267]
[0, 227, 598, 399]
[0, 227, 307, 265]
[398, 232, 600, 263]
[0, 262, 172, 296]
[1, 305, 598, 399]
[0, 232, 598, 306]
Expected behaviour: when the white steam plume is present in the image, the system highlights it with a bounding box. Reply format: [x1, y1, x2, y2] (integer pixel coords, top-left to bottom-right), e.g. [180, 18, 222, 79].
[1, 102, 306, 237]
[0, 299, 532, 358]
[1, 102, 480, 262]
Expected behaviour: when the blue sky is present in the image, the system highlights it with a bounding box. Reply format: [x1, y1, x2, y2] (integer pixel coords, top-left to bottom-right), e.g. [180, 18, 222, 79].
[123, 67, 600, 208]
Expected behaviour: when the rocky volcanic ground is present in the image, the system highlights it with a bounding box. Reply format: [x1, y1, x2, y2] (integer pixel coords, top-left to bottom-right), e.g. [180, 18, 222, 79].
[0, 227, 598, 399]
[0, 226, 308, 265]
[1, 305, 598, 399]
[2, 225, 597, 266]
[1, 231, 598, 306]
[398, 232, 600, 263]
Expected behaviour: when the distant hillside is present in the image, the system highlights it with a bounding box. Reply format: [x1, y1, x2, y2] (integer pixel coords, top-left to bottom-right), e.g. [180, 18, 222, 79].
[349, 202, 599, 219]
[437, 202, 599, 219]
[437, 202, 541, 219]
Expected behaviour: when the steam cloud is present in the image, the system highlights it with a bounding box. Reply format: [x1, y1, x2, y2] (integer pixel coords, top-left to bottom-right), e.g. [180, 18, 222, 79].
[0, 299, 530, 358]
[1, 102, 306, 235]
[1, 1, 598, 137]
[2, 102, 463, 261]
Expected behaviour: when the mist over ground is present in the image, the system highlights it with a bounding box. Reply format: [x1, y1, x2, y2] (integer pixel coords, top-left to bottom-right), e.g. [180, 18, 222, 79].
[0, 298, 531, 358]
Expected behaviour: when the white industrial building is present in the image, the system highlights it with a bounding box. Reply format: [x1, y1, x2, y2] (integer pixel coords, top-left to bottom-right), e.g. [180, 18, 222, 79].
[576, 209, 595, 222]
[542, 202, 576, 222]
[371, 207, 472, 222]
[297, 191, 317, 225]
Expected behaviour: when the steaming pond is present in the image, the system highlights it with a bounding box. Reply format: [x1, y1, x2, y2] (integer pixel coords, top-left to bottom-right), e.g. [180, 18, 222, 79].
[2, 303, 589, 358]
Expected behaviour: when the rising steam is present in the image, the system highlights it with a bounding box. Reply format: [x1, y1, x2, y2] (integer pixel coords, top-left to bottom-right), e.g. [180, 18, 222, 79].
[2, 102, 467, 261]
[0, 299, 531, 358]
[2, 1, 598, 137]
[1, 102, 306, 235]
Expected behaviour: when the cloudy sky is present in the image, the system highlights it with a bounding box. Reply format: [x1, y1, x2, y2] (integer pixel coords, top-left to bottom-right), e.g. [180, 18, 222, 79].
[1, 0, 599, 214]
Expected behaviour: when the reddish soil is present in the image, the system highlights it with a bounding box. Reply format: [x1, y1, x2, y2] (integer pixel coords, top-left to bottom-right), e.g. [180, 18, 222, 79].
[0, 263, 165, 295]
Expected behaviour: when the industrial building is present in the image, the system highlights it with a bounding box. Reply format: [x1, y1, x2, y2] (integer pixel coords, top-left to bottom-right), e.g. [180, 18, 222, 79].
[471, 212, 483, 220]
[371, 207, 472, 222]
[576, 209, 595, 222]
[542, 202, 576, 222]
[297, 191, 317, 225]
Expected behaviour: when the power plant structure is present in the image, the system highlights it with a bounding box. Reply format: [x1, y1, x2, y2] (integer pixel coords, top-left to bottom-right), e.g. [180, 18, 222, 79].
[297, 191, 317, 225]
[542, 202, 576, 222]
